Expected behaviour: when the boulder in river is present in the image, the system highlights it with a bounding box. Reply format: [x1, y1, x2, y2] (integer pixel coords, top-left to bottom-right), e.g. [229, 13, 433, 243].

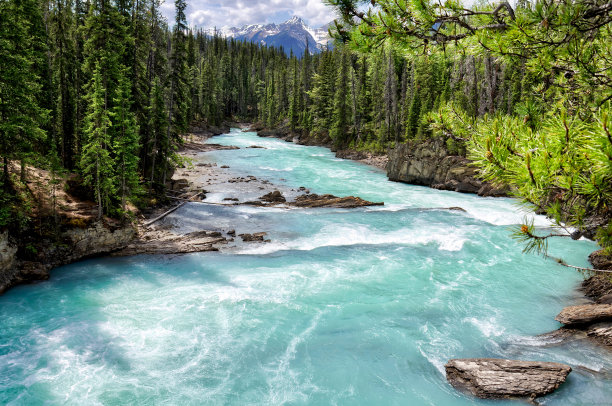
[587, 322, 612, 346]
[445, 358, 571, 400]
[239, 232, 267, 242]
[291, 193, 383, 208]
[555, 304, 612, 326]
[260, 190, 286, 203]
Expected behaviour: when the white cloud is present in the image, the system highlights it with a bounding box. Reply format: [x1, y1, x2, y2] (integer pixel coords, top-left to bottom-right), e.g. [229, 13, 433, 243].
[161, 0, 337, 29]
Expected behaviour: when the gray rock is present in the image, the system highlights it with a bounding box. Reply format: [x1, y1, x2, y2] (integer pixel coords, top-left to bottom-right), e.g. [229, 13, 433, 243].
[587, 322, 612, 346]
[555, 304, 612, 326]
[445, 358, 571, 399]
[0, 231, 17, 273]
[239, 232, 267, 242]
[598, 293, 612, 305]
[386, 139, 507, 196]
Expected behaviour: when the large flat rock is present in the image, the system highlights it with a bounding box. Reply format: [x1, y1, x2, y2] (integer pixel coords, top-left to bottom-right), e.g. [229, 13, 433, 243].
[445, 358, 571, 399]
[555, 304, 612, 326]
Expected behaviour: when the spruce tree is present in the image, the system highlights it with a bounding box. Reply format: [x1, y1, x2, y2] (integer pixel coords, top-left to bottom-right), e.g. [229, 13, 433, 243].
[288, 57, 300, 131]
[0, 0, 48, 185]
[330, 49, 350, 147]
[80, 66, 114, 220]
[112, 72, 140, 214]
[148, 77, 167, 191]
[161, 0, 190, 187]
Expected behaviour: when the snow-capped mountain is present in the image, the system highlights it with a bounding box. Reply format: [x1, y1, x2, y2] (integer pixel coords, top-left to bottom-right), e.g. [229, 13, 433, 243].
[207, 16, 332, 56]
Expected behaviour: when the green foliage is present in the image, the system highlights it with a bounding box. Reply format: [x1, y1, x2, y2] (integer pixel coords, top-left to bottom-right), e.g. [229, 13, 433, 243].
[80, 66, 115, 220]
[325, 0, 612, 253]
[330, 49, 351, 146]
[112, 72, 141, 215]
[465, 103, 612, 248]
[0, 0, 49, 177]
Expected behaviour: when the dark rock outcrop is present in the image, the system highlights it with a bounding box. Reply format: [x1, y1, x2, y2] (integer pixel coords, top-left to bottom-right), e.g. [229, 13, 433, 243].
[587, 322, 612, 346]
[387, 138, 507, 196]
[589, 250, 612, 271]
[239, 232, 268, 242]
[583, 274, 612, 302]
[445, 358, 571, 399]
[260, 190, 286, 203]
[291, 194, 383, 208]
[555, 304, 612, 326]
[1, 223, 135, 294]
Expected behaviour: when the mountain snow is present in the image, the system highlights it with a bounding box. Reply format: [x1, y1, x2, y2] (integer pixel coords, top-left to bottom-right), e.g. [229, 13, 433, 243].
[206, 16, 332, 56]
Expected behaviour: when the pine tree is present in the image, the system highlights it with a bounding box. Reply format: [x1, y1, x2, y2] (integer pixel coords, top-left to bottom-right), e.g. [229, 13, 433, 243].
[148, 77, 167, 191]
[112, 72, 140, 215]
[80, 66, 114, 220]
[330, 49, 350, 147]
[164, 0, 190, 185]
[0, 0, 48, 185]
[288, 57, 300, 131]
[406, 85, 421, 139]
[383, 49, 398, 143]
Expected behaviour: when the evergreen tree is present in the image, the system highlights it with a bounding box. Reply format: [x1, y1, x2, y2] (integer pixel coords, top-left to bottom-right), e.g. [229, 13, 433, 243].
[0, 0, 48, 185]
[288, 57, 300, 131]
[165, 0, 190, 184]
[330, 49, 350, 147]
[148, 77, 167, 191]
[112, 72, 140, 214]
[80, 66, 114, 220]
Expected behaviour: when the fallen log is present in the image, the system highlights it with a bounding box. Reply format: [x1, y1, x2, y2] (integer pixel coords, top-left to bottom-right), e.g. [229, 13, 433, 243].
[144, 191, 204, 227]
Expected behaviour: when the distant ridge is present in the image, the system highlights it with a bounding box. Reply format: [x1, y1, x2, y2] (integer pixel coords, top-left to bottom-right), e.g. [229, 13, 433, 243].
[206, 16, 332, 56]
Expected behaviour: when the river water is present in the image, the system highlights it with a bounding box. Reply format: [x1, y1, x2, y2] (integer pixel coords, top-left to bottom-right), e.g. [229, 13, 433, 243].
[1, 129, 610, 405]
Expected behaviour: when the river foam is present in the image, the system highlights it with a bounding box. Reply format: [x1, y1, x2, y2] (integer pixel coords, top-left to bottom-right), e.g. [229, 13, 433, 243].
[0, 129, 609, 405]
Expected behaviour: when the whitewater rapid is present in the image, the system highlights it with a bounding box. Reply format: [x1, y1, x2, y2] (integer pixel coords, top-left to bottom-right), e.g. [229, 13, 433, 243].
[0, 129, 610, 405]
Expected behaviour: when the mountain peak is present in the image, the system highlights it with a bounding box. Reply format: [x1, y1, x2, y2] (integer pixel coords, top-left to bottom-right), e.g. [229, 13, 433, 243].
[285, 16, 305, 25]
[205, 16, 332, 57]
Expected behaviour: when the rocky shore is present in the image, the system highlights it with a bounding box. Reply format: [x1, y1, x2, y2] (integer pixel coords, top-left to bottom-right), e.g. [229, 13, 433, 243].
[2, 123, 611, 403]
[0, 222, 135, 295]
[386, 138, 508, 197]
[0, 123, 389, 295]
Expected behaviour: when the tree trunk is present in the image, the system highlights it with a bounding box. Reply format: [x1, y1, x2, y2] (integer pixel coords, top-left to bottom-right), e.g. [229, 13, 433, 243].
[3, 156, 9, 186]
[20, 158, 26, 183]
[96, 157, 102, 221]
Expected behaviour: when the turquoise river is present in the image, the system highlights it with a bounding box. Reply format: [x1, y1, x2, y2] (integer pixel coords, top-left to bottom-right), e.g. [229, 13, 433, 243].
[1, 129, 610, 405]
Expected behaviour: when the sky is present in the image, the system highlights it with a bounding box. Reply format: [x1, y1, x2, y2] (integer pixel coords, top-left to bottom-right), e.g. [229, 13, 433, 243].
[160, 0, 339, 29]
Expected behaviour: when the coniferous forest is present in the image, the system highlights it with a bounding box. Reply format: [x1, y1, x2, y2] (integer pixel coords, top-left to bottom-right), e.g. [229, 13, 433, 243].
[1, 0, 610, 253]
[2, 0, 612, 402]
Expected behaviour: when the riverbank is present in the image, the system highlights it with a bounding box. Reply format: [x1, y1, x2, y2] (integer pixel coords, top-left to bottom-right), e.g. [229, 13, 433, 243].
[0, 124, 387, 294]
[2, 127, 609, 404]
[0, 123, 235, 294]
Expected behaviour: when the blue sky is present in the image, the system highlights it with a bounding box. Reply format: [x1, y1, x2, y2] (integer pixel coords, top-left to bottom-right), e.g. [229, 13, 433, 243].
[160, 0, 338, 29]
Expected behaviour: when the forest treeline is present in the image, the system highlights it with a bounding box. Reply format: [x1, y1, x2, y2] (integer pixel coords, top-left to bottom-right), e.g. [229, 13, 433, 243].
[1, 0, 610, 252]
[0, 0, 524, 219]
[323, 0, 612, 253]
[0, 0, 295, 223]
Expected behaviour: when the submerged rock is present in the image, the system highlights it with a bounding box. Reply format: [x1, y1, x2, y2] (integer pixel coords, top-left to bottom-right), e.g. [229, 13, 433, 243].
[445, 358, 571, 399]
[555, 304, 612, 326]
